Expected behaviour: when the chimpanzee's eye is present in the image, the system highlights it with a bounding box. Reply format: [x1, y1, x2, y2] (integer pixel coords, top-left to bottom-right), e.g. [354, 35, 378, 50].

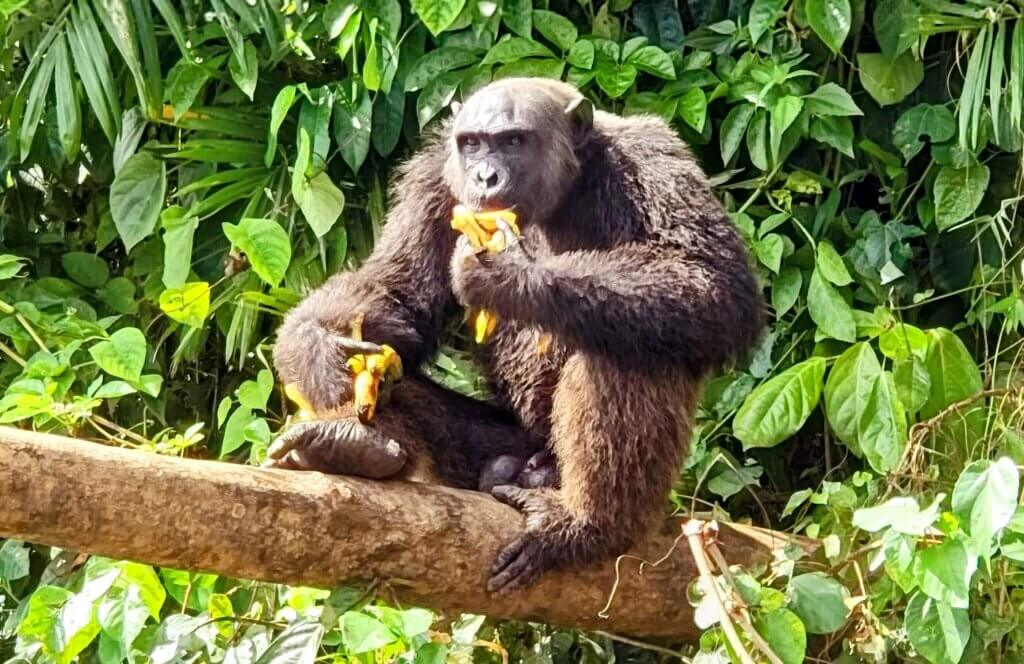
[460, 136, 480, 151]
[509, 134, 523, 147]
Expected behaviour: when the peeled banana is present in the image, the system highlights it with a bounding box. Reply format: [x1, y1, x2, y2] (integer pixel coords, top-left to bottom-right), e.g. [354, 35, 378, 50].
[450, 205, 520, 343]
[346, 344, 402, 424]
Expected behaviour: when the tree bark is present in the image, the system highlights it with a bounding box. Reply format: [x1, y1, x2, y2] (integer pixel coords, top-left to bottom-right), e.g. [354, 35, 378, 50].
[0, 426, 800, 639]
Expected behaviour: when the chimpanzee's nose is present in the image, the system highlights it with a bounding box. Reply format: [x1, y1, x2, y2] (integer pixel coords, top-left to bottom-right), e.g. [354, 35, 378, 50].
[473, 163, 500, 190]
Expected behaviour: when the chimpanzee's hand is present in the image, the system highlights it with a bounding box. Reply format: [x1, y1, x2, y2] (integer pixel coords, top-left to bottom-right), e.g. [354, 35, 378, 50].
[450, 231, 532, 311]
[486, 486, 567, 593]
[263, 418, 407, 478]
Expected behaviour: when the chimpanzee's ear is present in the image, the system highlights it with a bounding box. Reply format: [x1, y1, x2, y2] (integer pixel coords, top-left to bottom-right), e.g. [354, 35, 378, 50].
[450, 101, 463, 116]
[564, 94, 594, 145]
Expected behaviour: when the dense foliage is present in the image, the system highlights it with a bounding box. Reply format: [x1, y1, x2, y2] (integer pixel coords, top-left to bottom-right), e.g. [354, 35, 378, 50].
[1, 0, 1024, 661]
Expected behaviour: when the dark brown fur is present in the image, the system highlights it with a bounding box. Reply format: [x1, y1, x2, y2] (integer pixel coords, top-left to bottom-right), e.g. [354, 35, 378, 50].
[271, 79, 764, 591]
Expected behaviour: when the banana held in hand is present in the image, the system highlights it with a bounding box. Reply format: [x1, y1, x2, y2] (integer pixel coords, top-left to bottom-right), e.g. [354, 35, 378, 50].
[450, 205, 520, 343]
[346, 344, 402, 424]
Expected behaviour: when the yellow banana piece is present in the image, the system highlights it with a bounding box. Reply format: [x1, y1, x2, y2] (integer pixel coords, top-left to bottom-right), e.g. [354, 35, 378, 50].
[284, 383, 316, 421]
[346, 343, 402, 424]
[450, 206, 520, 343]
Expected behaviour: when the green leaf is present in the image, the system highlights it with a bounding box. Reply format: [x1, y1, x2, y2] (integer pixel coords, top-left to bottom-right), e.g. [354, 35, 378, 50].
[18, 46, 55, 160]
[533, 9, 577, 51]
[952, 457, 1020, 556]
[921, 329, 984, 419]
[626, 46, 675, 79]
[753, 609, 805, 664]
[404, 48, 479, 92]
[809, 115, 854, 157]
[333, 87, 373, 174]
[596, 63, 638, 98]
[228, 40, 258, 100]
[482, 37, 556, 65]
[221, 408, 256, 457]
[733, 357, 826, 449]
[166, 58, 211, 121]
[748, 109, 769, 170]
[90, 328, 147, 381]
[159, 282, 211, 328]
[770, 96, 803, 163]
[720, 104, 754, 164]
[933, 162, 990, 230]
[18, 585, 103, 664]
[372, 86, 405, 157]
[341, 612, 398, 654]
[61, 252, 110, 288]
[788, 572, 851, 634]
[878, 323, 929, 361]
[502, 0, 532, 37]
[748, 0, 786, 44]
[824, 342, 907, 473]
[411, 0, 466, 36]
[755, 233, 784, 273]
[416, 70, 462, 127]
[772, 266, 801, 317]
[97, 586, 148, 663]
[238, 369, 274, 411]
[254, 620, 323, 664]
[806, 0, 851, 53]
[0, 539, 30, 580]
[894, 356, 931, 413]
[857, 52, 924, 106]
[223, 218, 292, 286]
[807, 267, 856, 343]
[266, 85, 298, 166]
[0, 254, 28, 281]
[676, 87, 707, 132]
[110, 152, 166, 253]
[853, 495, 943, 535]
[913, 539, 976, 608]
[893, 104, 955, 161]
[567, 40, 595, 69]
[494, 58, 565, 81]
[816, 240, 852, 285]
[803, 83, 862, 116]
[294, 172, 346, 238]
[161, 207, 198, 289]
[94, 381, 137, 399]
[53, 34, 81, 160]
[905, 592, 971, 664]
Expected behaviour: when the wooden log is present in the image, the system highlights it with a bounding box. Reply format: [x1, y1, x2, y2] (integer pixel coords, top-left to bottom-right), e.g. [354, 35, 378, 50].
[0, 426, 799, 639]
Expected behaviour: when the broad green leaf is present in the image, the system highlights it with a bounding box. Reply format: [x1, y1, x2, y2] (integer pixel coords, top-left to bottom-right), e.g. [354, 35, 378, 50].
[333, 87, 373, 174]
[159, 283, 211, 328]
[416, 70, 462, 127]
[952, 457, 1020, 556]
[894, 356, 931, 413]
[404, 48, 479, 92]
[857, 52, 924, 106]
[223, 218, 292, 286]
[807, 268, 856, 342]
[806, 0, 851, 53]
[228, 40, 258, 100]
[110, 152, 166, 252]
[266, 85, 298, 166]
[0, 539, 30, 580]
[166, 58, 212, 121]
[17, 586, 98, 664]
[755, 233, 784, 273]
[770, 96, 803, 163]
[482, 37, 556, 65]
[294, 172, 346, 238]
[341, 612, 398, 654]
[920, 329, 984, 419]
[893, 104, 955, 161]
[254, 620, 323, 664]
[733, 357, 826, 449]
[933, 162, 990, 230]
[626, 46, 675, 79]
[772, 266, 801, 316]
[631, 0, 684, 49]
[411, 0, 466, 36]
[913, 539, 976, 608]
[113, 107, 148, 175]
[533, 9, 577, 51]
[61, 252, 110, 288]
[809, 115, 854, 157]
[816, 240, 852, 285]
[0, 254, 28, 281]
[494, 58, 565, 81]
[372, 86, 405, 157]
[502, 0, 532, 37]
[595, 63, 637, 98]
[567, 40, 595, 69]
[324, 0, 359, 39]
[804, 83, 862, 116]
[824, 343, 907, 472]
[222, 408, 256, 457]
[788, 573, 851, 633]
[677, 87, 707, 131]
[161, 207, 198, 289]
[748, 0, 786, 44]
[874, 0, 917, 56]
[90, 327, 147, 381]
[879, 323, 928, 361]
[720, 104, 754, 164]
[852, 495, 943, 535]
[748, 109, 769, 170]
[98, 586, 148, 663]
[753, 609, 805, 664]
[905, 592, 970, 664]
[238, 369, 274, 411]
[94, 381, 137, 399]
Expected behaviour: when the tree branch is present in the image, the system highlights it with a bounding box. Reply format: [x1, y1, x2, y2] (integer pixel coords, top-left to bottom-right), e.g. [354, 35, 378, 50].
[0, 426, 804, 639]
